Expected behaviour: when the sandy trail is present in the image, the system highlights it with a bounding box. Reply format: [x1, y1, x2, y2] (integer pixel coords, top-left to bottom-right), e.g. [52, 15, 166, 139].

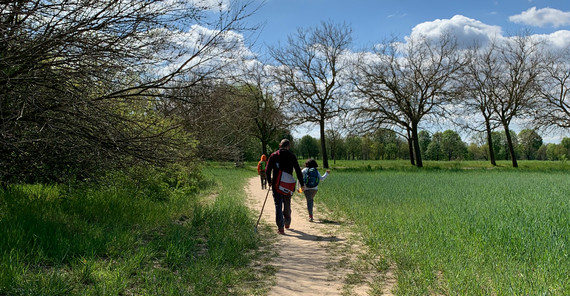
[246, 176, 375, 295]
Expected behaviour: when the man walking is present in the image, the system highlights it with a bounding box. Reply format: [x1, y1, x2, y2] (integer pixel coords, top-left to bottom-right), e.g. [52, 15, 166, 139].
[266, 139, 305, 234]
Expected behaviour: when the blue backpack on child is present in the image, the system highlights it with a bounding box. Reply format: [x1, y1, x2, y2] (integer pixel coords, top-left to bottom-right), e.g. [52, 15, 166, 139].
[304, 168, 320, 188]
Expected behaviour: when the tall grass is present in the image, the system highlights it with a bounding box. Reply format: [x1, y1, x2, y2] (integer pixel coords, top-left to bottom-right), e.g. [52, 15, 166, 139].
[0, 166, 268, 295]
[318, 164, 570, 295]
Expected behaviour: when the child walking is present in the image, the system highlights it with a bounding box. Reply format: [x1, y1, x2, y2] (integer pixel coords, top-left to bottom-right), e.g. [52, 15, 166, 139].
[300, 159, 330, 222]
[257, 154, 268, 189]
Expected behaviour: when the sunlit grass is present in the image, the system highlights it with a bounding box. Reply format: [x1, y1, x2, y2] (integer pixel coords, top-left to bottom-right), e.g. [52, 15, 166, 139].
[0, 167, 270, 295]
[318, 164, 570, 295]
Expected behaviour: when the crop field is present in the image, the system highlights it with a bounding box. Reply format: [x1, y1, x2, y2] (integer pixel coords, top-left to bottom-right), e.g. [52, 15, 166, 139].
[316, 163, 570, 294]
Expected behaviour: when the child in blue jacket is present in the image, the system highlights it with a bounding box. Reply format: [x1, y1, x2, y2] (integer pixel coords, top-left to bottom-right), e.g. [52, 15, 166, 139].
[300, 159, 330, 222]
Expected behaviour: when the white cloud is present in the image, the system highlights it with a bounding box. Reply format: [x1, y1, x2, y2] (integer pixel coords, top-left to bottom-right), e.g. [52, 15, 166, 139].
[155, 24, 253, 77]
[532, 30, 570, 50]
[189, 0, 230, 11]
[404, 14, 570, 52]
[509, 7, 570, 28]
[387, 13, 407, 19]
[408, 15, 502, 48]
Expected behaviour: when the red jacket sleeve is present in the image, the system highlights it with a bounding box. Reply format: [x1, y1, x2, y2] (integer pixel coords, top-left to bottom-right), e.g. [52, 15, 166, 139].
[265, 152, 276, 186]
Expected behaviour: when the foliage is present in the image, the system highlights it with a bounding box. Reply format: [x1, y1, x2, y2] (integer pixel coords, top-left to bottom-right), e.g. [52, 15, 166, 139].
[0, 0, 254, 184]
[297, 135, 320, 159]
[538, 137, 570, 161]
[425, 132, 445, 161]
[327, 159, 570, 171]
[345, 135, 363, 160]
[467, 142, 487, 161]
[490, 130, 519, 161]
[418, 130, 432, 157]
[440, 130, 467, 160]
[163, 82, 289, 163]
[163, 83, 253, 162]
[518, 129, 543, 160]
[544, 143, 568, 161]
[302, 128, 566, 164]
[326, 129, 345, 163]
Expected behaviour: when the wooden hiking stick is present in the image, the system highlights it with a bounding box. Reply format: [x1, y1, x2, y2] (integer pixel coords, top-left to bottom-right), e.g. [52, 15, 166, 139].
[254, 188, 271, 233]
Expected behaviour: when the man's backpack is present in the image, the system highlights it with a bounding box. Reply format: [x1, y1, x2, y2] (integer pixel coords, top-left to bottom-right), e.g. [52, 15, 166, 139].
[271, 150, 296, 196]
[274, 170, 296, 195]
[304, 168, 320, 188]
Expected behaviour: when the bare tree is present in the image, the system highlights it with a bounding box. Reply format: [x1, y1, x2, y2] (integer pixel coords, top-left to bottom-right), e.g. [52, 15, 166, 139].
[269, 21, 353, 168]
[234, 62, 288, 156]
[0, 0, 257, 182]
[160, 82, 254, 161]
[325, 129, 342, 164]
[353, 34, 464, 167]
[488, 34, 544, 167]
[535, 46, 570, 130]
[459, 42, 502, 166]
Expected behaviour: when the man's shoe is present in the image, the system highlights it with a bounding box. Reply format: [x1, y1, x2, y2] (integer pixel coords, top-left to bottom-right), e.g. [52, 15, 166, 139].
[284, 224, 290, 229]
[277, 228, 285, 235]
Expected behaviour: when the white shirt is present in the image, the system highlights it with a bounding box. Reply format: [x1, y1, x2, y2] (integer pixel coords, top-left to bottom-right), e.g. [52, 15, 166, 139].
[301, 167, 329, 190]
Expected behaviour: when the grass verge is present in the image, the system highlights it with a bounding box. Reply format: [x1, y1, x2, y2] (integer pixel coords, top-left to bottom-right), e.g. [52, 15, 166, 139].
[0, 166, 271, 295]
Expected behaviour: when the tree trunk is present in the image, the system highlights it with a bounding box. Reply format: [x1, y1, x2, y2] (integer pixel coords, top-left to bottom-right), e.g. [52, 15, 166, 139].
[261, 139, 268, 157]
[320, 120, 329, 168]
[503, 123, 518, 167]
[407, 128, 415, 166]
[411, 122, 423, 167]
[485, 121, 496, 166]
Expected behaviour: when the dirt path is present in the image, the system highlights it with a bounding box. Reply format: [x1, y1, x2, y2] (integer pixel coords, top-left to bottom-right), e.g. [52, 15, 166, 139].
[246, 177, 389, 295]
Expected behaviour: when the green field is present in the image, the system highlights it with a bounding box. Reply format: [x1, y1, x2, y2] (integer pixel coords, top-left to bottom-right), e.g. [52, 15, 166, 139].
[316, 162, 570, 295]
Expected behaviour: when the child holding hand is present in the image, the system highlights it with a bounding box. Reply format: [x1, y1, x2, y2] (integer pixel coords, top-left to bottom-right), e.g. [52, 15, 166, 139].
[300, 159, 330, 222]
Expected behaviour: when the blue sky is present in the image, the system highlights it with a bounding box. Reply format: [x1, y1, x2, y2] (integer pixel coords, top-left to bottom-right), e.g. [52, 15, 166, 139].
[242, 0, 570, 142]
[247, 0, 570, 48]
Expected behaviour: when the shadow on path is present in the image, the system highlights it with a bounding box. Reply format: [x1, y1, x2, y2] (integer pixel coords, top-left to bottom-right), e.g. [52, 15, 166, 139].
[286, 228, 345, 242]
[316, 218, 343, 225]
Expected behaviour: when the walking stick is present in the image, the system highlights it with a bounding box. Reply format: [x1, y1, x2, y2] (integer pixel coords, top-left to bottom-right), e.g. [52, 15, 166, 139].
[254, 188, 271, 233]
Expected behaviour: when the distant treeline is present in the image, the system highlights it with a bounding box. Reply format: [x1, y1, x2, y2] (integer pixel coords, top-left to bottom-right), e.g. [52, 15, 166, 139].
[268, 129, 569, 163]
